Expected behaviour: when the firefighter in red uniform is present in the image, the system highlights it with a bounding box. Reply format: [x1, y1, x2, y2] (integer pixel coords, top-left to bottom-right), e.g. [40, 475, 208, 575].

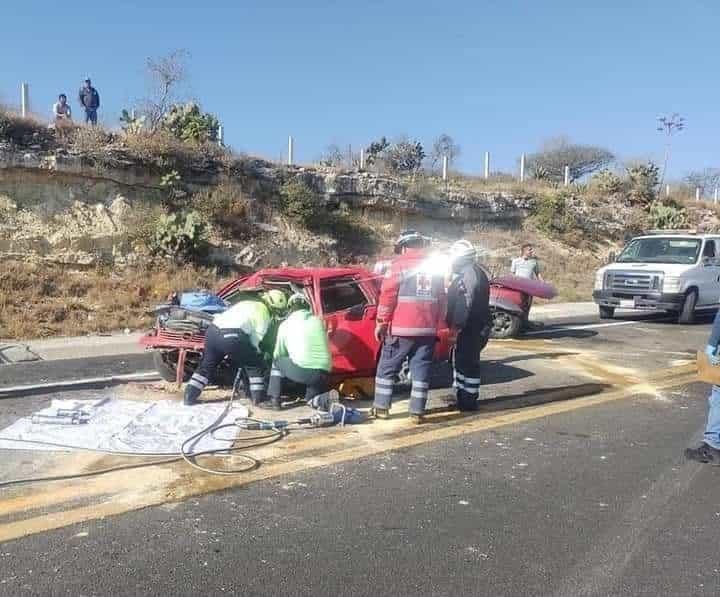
[373, 230, 446, 423]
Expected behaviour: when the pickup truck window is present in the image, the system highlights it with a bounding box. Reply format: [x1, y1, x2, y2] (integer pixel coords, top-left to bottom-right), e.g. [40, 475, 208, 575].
[320, 278, 369, 314]
[617, 238, 701, 265]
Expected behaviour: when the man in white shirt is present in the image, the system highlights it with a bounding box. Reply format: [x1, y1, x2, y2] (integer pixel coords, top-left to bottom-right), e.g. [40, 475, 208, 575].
[52, 94, 72, 133]
[510, 243, 543, 281]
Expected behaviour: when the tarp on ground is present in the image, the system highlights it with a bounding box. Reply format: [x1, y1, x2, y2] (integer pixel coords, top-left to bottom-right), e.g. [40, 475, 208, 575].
[0, 397, 249, 455]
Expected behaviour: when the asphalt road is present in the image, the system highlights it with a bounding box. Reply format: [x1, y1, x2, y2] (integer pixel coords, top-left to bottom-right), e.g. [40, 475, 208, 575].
[0, 310, 717, 596]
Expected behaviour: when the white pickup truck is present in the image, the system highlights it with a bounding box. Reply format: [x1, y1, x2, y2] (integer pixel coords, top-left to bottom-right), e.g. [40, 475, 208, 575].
[592, 232, 720, 323]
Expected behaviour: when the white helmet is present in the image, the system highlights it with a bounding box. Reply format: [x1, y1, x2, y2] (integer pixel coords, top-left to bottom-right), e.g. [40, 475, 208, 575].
[450, 239, 477, 262]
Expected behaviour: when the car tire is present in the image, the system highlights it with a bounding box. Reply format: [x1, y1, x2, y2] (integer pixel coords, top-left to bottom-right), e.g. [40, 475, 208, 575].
[677, 290, 698, 324]
[599, 306, 615, 320]
[153, 350, 192, 383]
[490, 310, 522, 339]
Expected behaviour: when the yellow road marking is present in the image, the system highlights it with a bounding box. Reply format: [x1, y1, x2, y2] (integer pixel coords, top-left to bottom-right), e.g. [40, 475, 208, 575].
[0, 368, 699, 544]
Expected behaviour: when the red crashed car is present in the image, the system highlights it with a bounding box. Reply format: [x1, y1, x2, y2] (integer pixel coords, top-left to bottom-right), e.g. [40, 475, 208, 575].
[140, 266, 456, 387]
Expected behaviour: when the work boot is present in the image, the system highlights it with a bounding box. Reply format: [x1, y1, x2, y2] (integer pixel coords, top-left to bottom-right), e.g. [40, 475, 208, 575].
[410, 413, 425, 424]
[268, 396, 282, 411]
[685, 442, 720, 464]
[373, 407, 390, 419]
[183, 386, 200, 406]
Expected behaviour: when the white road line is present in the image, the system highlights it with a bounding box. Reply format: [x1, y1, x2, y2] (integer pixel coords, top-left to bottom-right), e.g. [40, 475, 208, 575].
[525, 320, 644, 335]
[0, 371, 160, 396]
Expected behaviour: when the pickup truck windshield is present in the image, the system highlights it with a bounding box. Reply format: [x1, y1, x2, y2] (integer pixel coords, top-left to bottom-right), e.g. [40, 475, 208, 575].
[617, 238, 701, 264]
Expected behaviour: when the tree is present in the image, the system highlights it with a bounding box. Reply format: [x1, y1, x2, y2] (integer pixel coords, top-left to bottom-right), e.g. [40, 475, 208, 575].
[657, 113, 685, 188]
[525, 137, 614, 182]
[385, 137, 425, 174]
[141, 49, 189, 131]
[365, 136, 389, 166]
[430, 134, 461, 170]
[684, 168, 720, 195]
[319, 144, 345, 167]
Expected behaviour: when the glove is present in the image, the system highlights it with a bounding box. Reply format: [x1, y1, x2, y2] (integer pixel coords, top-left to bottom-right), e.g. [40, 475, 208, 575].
[705, 345, 720, 366]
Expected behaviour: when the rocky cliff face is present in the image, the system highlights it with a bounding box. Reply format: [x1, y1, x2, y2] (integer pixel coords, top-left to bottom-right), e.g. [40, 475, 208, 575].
[0, 144, 538, 267]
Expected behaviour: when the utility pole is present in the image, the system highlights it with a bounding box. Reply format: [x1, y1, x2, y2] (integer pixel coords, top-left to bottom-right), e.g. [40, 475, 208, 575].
[484, 152, 490, 179]
[20, 83, 29, 118]
[564, 165, 570, 187]
[217, 125, 224, 147]
[519, 153, 526, 182]
[287, 136, 294, 166]
[442, 155, 448, 181]
[359, 148, 365, 170]
[696, 187, 701, 201]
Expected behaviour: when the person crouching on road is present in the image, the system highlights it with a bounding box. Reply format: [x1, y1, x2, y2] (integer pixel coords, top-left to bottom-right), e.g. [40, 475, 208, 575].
[446, 240, 491, 411]
[267, 293, 332, 410]
[373, 230, 445, 423]
[686, 310, 720, 464]
[184, 290, 288, 406]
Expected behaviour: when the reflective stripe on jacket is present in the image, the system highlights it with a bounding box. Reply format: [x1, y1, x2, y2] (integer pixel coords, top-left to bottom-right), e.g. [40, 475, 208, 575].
[377, 249, 445, 337]
[212, 300, 271, 350]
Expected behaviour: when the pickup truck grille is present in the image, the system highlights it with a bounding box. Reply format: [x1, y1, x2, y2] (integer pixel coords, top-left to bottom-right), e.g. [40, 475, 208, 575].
[607, 272, 660, 292]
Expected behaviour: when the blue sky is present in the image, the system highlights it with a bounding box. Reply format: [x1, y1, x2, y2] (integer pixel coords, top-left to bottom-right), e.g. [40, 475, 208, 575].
[1, 0, 717, 178]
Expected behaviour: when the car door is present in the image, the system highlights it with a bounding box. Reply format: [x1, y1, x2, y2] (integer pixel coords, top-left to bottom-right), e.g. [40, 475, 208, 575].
[317, 276, 378, 377]
[699, 239, 720, 306]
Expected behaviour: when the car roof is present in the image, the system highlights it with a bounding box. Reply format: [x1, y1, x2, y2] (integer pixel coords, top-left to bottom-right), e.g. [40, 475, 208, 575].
[634, 234, 718, 240]
[251, 266, 370, 280]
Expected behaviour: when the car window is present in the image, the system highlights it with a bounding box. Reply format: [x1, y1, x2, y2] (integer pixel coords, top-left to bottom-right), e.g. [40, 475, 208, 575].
[320, 278, 369, 314]
[703, 240, 716, 259]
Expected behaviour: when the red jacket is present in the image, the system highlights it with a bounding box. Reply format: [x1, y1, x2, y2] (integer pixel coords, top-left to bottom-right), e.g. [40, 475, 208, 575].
[377, 249, 446, 337]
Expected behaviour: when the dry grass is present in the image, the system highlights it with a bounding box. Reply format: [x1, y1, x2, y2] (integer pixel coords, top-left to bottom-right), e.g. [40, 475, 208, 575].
[0, 261, 229, 340]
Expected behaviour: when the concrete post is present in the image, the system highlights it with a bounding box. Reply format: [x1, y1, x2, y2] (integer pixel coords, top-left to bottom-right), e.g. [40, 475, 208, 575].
[442, 155, 448, 181]
[217, 124, 224, 146]
[665, 184, 670, 197]
[484, 152, 490, 179]
[564, 165, 570, 187]
[696, 187, 701, 201]
[519, 153, 526, 182]
[359, 148, 365, 170]
[714, 188, 718, 204]
[20, 83, 29, 118]
[287, 136, 294, 166]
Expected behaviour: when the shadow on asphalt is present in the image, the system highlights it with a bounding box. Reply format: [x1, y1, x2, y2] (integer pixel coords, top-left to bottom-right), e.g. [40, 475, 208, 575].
[523, 329, 599, 340]
[478, 382, 611, 413]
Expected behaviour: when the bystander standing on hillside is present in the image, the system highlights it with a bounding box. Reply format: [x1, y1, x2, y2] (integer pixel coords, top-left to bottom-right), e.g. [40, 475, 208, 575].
[78, 78, 100, 125]
[51, 94, 72, 134]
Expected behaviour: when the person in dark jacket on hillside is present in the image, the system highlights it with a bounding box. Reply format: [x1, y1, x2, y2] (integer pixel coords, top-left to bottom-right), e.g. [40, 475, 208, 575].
[446, 240, 491, 411]
[686, 310, 720, 463]
[78, 78, 100, 125]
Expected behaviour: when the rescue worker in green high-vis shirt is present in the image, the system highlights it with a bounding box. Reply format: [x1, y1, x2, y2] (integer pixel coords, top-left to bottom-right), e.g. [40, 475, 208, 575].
[267, 293, 332, 410]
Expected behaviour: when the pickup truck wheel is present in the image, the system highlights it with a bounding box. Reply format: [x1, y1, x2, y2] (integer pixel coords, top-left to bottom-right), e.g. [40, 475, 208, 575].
[153, 350, 192, 383]
[677, 290, 697, 324]
[490, 310, 522, 339]
[599, 306, 615, 320]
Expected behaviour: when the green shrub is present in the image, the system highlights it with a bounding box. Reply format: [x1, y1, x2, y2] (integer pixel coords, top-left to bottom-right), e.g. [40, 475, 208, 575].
[279, 179, 323, 228]
[531, 191, 577, 237]
[591, 169, 624, 194]
[150, 210, 206, 261]
[626, 162, 659, 206]
[161, 102, 219, 143]
[648, 201, 689, 230]
[193, 184, 250, 237]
